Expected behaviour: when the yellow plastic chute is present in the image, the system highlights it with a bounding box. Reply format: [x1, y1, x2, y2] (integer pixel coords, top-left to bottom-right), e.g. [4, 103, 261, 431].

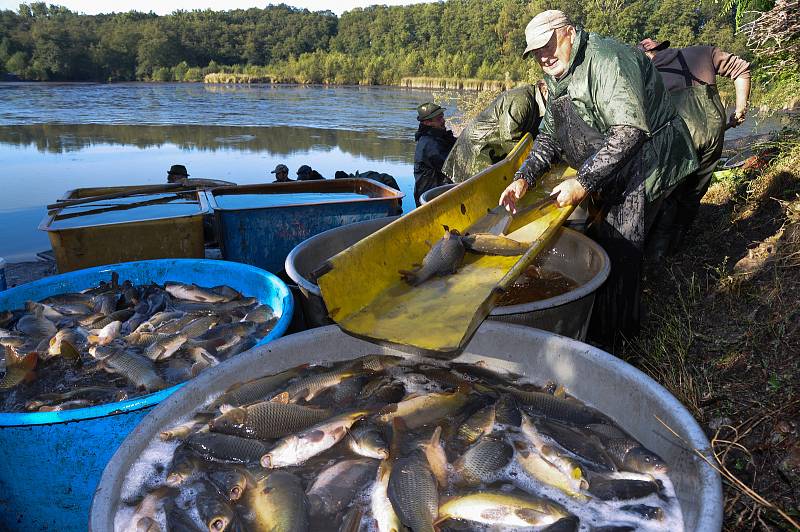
[317, 134, 574, 356]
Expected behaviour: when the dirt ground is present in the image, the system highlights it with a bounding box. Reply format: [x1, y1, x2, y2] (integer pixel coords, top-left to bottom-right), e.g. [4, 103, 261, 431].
[621, 132, 800, 530]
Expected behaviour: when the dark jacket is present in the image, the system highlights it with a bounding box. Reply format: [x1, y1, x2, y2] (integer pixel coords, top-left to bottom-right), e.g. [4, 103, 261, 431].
[413, 125, 456, 206]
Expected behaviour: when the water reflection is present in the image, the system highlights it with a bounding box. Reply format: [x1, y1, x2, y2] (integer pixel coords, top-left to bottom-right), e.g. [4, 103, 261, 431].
[0, 124, 415, 162]
[0, 123, 418, 260]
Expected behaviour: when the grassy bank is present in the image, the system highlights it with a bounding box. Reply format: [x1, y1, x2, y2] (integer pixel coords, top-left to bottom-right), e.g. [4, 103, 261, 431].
[622, 127, 800, 529]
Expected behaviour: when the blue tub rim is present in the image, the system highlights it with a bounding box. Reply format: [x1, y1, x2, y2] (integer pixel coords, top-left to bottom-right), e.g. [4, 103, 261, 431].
[0, 258, 293, 427]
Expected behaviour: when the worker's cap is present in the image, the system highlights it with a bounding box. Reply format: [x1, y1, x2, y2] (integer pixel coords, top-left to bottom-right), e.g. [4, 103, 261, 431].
[296, 165, 312, 175]
[522, 10, 571, 59]
[416, 102, 445, 121]
[167, 164, 189, 176]
[637, 38, 670, 53]
[270, 164, 289, 174]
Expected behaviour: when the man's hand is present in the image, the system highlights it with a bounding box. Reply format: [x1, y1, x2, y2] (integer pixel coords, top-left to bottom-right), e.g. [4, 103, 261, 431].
[499, 178, 528, 214]
[727, 108, 746, 129]
[552, 178, 587, 207]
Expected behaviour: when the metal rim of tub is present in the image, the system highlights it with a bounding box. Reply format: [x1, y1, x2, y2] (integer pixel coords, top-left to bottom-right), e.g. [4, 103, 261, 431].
[285, 218, 609, 315]
[0, 258, 294, 426]
[419, 182, 457, 204]
[489, 228, 610, 315]
[89, 322, 723, 531]
[285, 216, 401, 297]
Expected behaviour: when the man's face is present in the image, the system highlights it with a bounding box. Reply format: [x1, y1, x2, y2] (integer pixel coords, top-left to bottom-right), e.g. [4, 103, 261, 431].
[276, 170, 289, 181]
[423, 113, 446, 129]
[533, 26, 576, 79]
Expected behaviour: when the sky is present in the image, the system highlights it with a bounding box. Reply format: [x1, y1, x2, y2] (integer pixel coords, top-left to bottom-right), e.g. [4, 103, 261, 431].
[0, 0, 441, 16]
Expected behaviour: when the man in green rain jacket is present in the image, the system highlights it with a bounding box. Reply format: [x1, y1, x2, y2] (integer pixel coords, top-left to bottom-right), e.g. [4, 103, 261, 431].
[499, 10, 698, 350]
[442, 82, 547, 182]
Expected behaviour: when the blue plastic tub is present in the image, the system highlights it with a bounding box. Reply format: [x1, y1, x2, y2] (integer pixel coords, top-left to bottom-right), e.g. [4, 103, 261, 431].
[208, 179, 404, 273]
[0, 259, 293, 531]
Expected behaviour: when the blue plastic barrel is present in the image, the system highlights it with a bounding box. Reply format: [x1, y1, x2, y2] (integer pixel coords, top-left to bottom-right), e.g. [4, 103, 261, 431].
[0, 259, 293, 531]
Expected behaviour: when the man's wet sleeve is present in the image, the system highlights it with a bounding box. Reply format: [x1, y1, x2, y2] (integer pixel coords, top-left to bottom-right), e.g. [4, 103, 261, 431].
[514, 132, 561, 188]
[576, 125, 645, 193]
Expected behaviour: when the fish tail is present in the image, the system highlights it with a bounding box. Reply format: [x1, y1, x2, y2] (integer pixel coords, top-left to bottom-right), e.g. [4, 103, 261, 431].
[398, 269, 420, 286]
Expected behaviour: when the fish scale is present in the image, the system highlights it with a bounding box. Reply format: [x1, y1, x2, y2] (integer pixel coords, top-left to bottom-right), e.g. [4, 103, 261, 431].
[211, 401, 333, 439]
[457, 403, 496, 444]
[400, 229, 465, 286]
[102, 350, 166, 392]
[387, 452, 438, 532]
[186, 432, 269, 464]
[211, 366, 306, 408]
[179, 315, 217, 339]
[91, 309, 134, 329]
[506, 388, 602, 425]
[285, 369, 357, 402]
[246, 471, 309, 531]
[453, 437, 513, 486]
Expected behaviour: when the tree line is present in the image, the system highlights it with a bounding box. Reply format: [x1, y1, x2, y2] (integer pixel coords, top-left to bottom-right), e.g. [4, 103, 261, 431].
[0, 1, 765, 85]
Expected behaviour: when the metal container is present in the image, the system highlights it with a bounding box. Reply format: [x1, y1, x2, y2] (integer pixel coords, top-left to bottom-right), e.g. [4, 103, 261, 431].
[40, 185, 208, 273]
[0, 259, 294, 532]
[285, 217, 609, 339]
[207, 179, 404, 274]
[90, 323, 722, 531]
[419, 182, 457, 205]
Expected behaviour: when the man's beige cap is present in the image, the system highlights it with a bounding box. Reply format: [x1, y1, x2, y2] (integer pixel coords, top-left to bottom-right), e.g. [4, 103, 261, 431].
[523, 10, 571, 59]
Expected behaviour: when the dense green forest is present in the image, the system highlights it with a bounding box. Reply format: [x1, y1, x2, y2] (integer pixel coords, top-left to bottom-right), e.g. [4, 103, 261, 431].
[0, 0, 789, 91]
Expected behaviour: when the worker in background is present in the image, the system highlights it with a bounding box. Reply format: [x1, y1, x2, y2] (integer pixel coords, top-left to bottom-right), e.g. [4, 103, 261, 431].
[166, 164, 235, 188]
[443, 82, 547, 182]
[334, 170, 400, 191]
[297, 165, 325, 181]
[414, 102, 456, 206]
[498, 10, 698, 351]
[270, 164, 292, 183]
[639, 38, 751, 259]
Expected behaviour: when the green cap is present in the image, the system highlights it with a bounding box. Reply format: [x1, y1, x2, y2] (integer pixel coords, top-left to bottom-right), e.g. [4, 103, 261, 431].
[416, 102, 445, 121]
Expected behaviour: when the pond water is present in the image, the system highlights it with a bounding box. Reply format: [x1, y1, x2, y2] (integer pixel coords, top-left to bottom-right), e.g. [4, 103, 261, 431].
[0, 81, 790, 261]
[0, 82, 447, 260]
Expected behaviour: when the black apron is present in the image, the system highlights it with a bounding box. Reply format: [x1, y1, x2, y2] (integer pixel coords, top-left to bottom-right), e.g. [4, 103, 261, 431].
[550, 95, 646, 351]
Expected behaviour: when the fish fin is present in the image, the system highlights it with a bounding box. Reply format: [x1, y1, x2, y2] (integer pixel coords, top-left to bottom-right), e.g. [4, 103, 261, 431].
[398, 270, 419, 286]
[260, 454, 272, 468]
[378, 403, 398, 416]
[270, 391, 290, 404]
[60, 340, 81, 362]
[291, 388, 310, 403]
[515, 508, 547, 523]
[304, 430, 326, 442]
[219, 403, 236, 414]
[587, 434, 619, 472]
[19, 352, 38, 371]
[513, 441, 529, 453]
[429, 425, 442, 447]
